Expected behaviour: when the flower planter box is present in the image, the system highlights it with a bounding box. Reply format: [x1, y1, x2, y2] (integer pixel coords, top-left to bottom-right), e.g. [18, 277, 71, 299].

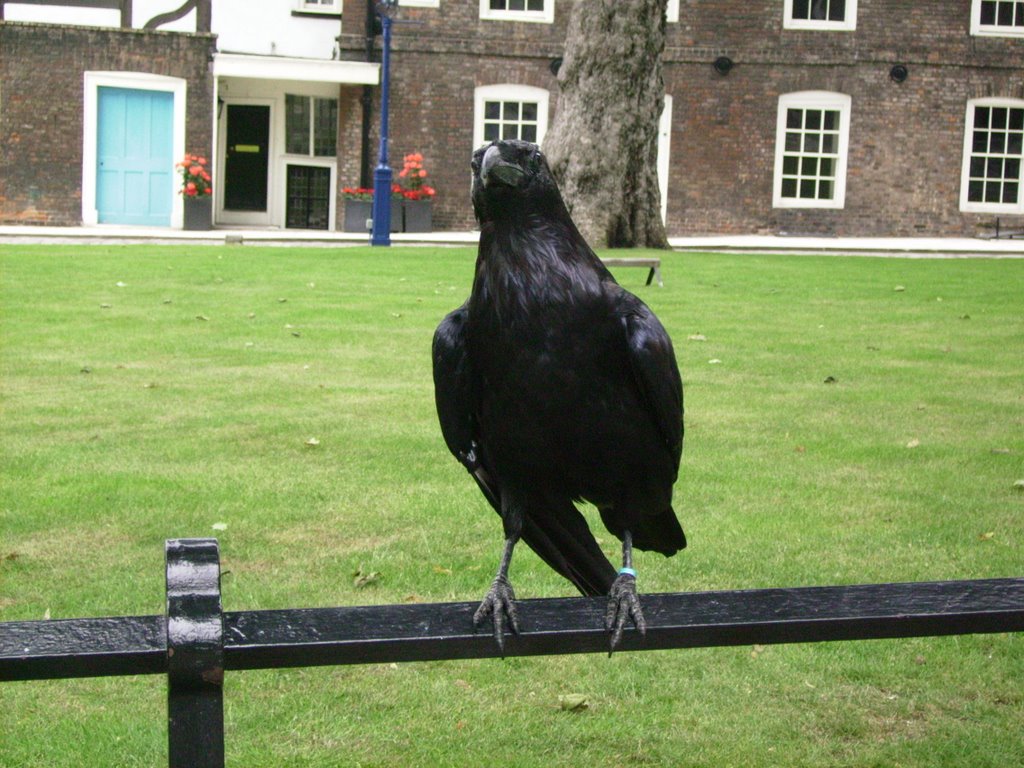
[343, 200, 402, 233]
[183, 197, 212, 231]
[403, 200, 433, 233]
[343, 200, 372, 233]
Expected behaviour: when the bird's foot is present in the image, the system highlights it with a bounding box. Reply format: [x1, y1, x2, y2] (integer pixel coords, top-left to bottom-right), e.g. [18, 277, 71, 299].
[473, 574, 520, 653]
[605, 571, 646, 653]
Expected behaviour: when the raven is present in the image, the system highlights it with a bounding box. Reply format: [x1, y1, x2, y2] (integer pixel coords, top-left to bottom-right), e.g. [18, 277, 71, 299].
[432, 139, 685, 651]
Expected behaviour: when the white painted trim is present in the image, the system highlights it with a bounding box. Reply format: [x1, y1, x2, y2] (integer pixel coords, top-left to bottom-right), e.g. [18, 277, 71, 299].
[479, 0, 554, 24]
[213, 53, 379, 85]
[772, 91, 852, 210]
[666, 0, 679, 23]
[959, 98, 1024, 214]
[402, 0, 440, 7]
[472, 84, 550, 149]
[658, 95, 673, 225]
[969, 0, 1024, 37]
[782, 0, 857, 31]
[82, 71, 187, 228]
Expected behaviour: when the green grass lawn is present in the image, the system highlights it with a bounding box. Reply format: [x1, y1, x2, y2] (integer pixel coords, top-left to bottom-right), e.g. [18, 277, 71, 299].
[1, 244, 1022, 767]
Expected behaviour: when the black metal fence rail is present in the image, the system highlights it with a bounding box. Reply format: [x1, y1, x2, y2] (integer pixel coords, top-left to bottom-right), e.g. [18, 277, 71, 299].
[3, 539, 1024, 767]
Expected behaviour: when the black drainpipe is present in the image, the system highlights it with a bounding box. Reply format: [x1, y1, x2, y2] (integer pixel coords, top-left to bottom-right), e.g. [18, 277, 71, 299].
[360, 0, 378, 189]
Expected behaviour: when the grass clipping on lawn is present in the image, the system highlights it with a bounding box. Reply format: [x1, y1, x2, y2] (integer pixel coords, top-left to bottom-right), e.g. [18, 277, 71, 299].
[1, 245, 1022, 768]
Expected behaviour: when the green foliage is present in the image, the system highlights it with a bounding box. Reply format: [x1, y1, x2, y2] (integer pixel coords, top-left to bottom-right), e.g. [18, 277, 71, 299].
[1, 245, 1022, 767]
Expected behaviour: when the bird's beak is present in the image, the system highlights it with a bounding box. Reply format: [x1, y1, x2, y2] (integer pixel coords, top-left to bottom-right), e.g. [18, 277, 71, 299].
[481, 144, 527, 189]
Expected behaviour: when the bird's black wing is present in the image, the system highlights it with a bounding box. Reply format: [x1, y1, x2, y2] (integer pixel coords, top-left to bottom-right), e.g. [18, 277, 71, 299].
[618, 289, 684, 474]
[432, 305, 616, 597]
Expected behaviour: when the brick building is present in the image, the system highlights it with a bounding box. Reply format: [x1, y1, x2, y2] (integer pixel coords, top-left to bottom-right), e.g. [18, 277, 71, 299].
[2, 0, 1023, 237]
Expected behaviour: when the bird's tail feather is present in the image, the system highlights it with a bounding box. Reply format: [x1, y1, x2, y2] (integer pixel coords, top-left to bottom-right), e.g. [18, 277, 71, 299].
[521, 494, 617, 597]
[471, 468, 616, 597]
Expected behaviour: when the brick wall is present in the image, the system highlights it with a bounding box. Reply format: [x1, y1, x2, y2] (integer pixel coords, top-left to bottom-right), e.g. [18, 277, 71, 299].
[0, 22, 215, 225]
[339, 0, 1023, 236]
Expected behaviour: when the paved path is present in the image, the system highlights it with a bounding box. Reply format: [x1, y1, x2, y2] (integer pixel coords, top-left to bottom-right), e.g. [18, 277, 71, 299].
[1, 225, 1022, 257]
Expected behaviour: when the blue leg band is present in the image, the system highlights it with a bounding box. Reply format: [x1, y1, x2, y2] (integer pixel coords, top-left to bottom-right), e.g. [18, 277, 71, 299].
[618, 567, 637, 577]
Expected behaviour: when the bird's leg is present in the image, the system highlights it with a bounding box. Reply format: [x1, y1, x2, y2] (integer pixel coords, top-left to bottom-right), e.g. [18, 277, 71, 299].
[473, 505, 522, 652]
[605, 530, 647, 652]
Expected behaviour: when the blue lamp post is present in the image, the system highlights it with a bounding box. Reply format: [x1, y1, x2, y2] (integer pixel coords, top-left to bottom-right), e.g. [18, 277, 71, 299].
[371, 0, 399, 246]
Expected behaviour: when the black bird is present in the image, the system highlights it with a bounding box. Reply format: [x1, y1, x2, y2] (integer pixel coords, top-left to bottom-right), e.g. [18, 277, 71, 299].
[432, 139, 685, 651]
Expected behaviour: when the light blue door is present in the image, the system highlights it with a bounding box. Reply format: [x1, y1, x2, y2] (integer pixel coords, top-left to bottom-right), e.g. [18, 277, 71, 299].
[97, 87, 174, 225]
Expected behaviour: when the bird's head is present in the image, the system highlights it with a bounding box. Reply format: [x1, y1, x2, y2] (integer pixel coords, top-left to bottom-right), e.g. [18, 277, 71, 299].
[471, 140, 566, 223]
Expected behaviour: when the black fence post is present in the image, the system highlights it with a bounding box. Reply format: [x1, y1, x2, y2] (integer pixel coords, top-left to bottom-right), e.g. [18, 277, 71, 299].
[166, 538, 225, 768]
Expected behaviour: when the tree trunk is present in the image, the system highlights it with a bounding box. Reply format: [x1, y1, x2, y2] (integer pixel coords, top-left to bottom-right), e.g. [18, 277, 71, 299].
[544, 0, 670, 250]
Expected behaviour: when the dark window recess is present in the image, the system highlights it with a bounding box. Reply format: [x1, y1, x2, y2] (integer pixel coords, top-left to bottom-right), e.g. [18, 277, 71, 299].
[286, 165, 331, 230]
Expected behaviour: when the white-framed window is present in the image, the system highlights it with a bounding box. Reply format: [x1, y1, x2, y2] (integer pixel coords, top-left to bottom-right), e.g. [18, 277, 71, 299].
[773, 91, 852, 209]
[402, 0, 440, 6]
[473, 84, 550, 148]
[783, 0, 857, 31]
[285, 95, 338, 157]
[971, 0, 1024, 36]
[479, 0, 554, 24]
[666, 0, 679, 22]
[297, 0, 339, 13]
[959, 99, 1024, 213]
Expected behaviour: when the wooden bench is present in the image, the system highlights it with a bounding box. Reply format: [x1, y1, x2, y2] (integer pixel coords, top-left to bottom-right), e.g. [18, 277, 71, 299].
[600, 257, 663, 287]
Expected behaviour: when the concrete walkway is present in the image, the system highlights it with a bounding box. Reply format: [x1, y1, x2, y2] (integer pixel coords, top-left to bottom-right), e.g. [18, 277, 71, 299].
[1, 225, 1023, 257]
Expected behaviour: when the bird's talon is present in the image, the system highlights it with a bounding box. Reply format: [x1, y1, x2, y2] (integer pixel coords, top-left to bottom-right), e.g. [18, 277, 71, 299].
[474, 575, 518, 651]
[605, 573, 646, 652]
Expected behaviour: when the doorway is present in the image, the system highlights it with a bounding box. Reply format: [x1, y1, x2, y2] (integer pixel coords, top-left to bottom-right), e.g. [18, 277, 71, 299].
[223, 104, 271, 214]
[96, 87, 174, 226]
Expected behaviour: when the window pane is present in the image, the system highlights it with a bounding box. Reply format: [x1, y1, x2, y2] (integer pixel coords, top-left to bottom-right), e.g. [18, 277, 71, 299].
[998, 1, 1015, 25]
[990, 131, 1007, 153]
[313, 98, 337, 156]
[992, 107, 1008, 129]
[985, 182, 1002, 202]
[783, 156, 799, 175]
[973, 130, 989, 153]
[799, 179, 816, 198]
[975, 107, 991, 129]
[801, 156, 818, 176]
[484, 123, 499, 142]
[286, 95, 310, 155]
[805, 110, 822, 130]
[521, 102, 538, 122]
[970, 157, 986, 177]
[503, 102, 520, 121]
[821, 134, 837, 153]
[785, 132, 801, 152]
[1006, 158, 1021, 180]
[501, 124, 518, 140]
[508, 0, 525, 11]
[786, 109, 802, 130]
[782, 178, 798, 198]
[980, 1, 996, 24]
[819, 179, 834, 199]
[1010, 108, 1024, 130]
[823, 111, 838, 130]
[987, 157, 1004, 178]
[527, 0, 544, 10]
[803, 134, 820, 153]
[521, 124, 537, 143]
[829, 0, 846, 22]
[969, 179, 985, 201]
[485, 101, 500, 120]
[1004, 182, 1020, 203]
[490, 0, 505, 9]
[819, 157, 835, 177]
[1008, 132, 1023, 155]
[792, 0, 810, 19]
